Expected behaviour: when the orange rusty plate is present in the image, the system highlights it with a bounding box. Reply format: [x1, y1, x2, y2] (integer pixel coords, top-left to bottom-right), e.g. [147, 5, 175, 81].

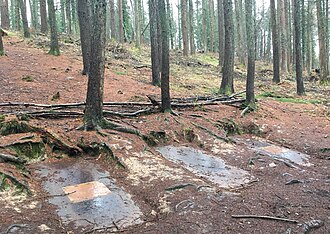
[260, 145, 289, 155]
[63, 181, 111, 203]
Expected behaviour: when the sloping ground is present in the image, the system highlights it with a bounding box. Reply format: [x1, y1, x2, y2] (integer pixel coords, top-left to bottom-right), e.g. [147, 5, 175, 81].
[0, 34, 329, 234]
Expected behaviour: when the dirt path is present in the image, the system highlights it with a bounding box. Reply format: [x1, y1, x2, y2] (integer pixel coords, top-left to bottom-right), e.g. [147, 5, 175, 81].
[0, 36, 329, 234]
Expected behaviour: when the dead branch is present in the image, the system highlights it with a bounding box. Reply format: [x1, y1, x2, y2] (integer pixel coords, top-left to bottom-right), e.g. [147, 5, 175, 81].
[231, 215, 299, 223]
[103, 108, 156, 117]
[0, 153, 27, 164]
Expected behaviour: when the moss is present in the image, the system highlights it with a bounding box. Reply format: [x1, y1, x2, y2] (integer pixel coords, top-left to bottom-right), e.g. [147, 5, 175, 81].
[143, 131, 168, 146]
[0, 50, 4, 56]
[8, 142, 45, 162]
[0, 114, 5, 122]
[217, 118, 241, 135]
[115, 71, 126, 75]
[21, 75, 34, 82]
[0, 119, 33, 135]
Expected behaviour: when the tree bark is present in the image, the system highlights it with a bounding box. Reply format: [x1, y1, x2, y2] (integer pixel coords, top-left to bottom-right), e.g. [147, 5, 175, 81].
[279, 0, 287, 73]
[66, 0, 72, 34]
[149, 0, 160, 86]
[202, 0, 208, 52]
[188, 0, 195, 55]
[77, 0, 92, 75]
[84, 0, 107, 130]
[219, 0, 234, 94]
[316, 0, 329, 83]
[18, 0, 30, 38]
[47, 0, 60, 55]
[245, 0, 255, 106]
[40, 0, 48, 33]
[0, 29, 4, 56]
[0, 0, 10, 29]
[294, 0, 305, 95]
[109, 0, 116, 40]
[158, 0, 171, 112]
[118, 0, 124, 42]
[181, 0, 189, 56]
[217, 0, 224, 68]
[270, 0, 280, 83]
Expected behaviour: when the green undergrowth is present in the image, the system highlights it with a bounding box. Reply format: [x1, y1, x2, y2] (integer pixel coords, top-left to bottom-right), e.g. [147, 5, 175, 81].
[257, 91, 322, 104]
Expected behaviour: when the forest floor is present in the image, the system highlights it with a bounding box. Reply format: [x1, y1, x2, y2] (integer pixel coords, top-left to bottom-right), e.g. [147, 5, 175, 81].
[0, 34, 329, 234]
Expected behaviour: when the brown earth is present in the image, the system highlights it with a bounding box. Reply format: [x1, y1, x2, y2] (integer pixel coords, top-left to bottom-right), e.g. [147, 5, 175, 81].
[0, 35, 329, 234]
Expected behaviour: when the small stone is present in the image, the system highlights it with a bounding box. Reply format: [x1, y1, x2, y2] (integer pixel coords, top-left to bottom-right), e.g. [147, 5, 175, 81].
[269, 162, 277, 168]
[38, 224, 51, 231]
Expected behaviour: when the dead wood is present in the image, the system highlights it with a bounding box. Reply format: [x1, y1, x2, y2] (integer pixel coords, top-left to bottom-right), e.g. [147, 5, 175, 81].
[103, 108, 156, 117]
[231, 215, 298, 223]
[5, 224, 29, 234]
[0, 153, 27, 164]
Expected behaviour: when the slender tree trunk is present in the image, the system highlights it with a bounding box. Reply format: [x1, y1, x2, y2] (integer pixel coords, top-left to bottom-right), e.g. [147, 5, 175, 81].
[217, 0, 224, 68]
[109, 0, 116, 39]
[118, 0, 124, 42]
[66, 0, 72, 34]
[305, 0, 312, 74]
[294, 0, 304, 95]
[77, 0, 92, 75]
[84, 0, 107, 130]
[235, 0, 244, 65]
[316, 0, 329, 83]
[219, 0, 234, 94]
[279, 0, 287, 73]
[18, 0, 30, 38]
[166, 0, 174, 49]
[270, 0, 280, 83]
[285, 0, 291, 72]
[181, 0, 189, 56]
[209, 0, 214, 52]
[177, 3, 181, 49]
[149, 0, 160, 86]
[60, 0, 66, 32]
[47, 0, 60, 55]
[245, 0, 255, 106]
[158, 0, 171, 112]
[1, 0, 10, 29]
[188, 0, 195, 54]
[15, 0, 21, 31]
[202, 0, 208, 52]
[134, 0, 141, 47]
[40, 0, 48, 33]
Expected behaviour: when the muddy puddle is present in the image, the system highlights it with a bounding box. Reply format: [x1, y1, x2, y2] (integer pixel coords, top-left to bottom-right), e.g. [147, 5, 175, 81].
[157, 146, 250, 188]
[35, 160, 142, 230]
[246, 139, 312, 167]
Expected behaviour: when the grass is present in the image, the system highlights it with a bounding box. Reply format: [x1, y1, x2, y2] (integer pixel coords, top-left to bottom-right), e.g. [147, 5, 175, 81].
[21, 75, 34, 82]
[115, 71, 127, 75]
[257, 91, 322, 104]
[194, 53, 219, 67]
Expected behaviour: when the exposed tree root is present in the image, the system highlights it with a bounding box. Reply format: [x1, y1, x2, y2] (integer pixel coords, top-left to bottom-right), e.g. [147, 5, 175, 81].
[0, 153, 27, 164]
[191, 122, 235, 144]
[0, 171, 31, 195]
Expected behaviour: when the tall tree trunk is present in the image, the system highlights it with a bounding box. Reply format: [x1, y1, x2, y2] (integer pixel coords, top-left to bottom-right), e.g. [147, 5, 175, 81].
[60, 0, 66, 32]
[181, 0, 189, 56]
[109, 0, 116, 39]
[77, 0, 92, 75]
[118, 0, 124, 42]
[18, 0, 30, 38]
[235, 0, 244, 65]
[305, 0, 312, 74]
[134, 0, 141, 47]
[166, 0, 174, 49]
[219, 0, 234, 94]
[316, 0, 329, 83]
[202, 0, 208, 52]
[158, 0, 171, 112]
[71, 0, 78, 34]
[1, 0, 10, 29]
[294, 0, 305, 95]
[285, 0, 291, 72]
[47, 0, 60, 55]
[217, 0, 224, 68]
[15, 0, 21, 30]
[66, 0, 72, 34]
[188, 0, 195, 54]
[149, 0, 160, 86]
[209, 0, 214, 52]
[40, 0, 48, 33]
[29, 0, 38, 29]
[245, 0, 255, 106]
[270, 0, 280, 83]
[84, 0, 107, 130]
[279, 0, 287, 73]
[177, 3, 181, 49]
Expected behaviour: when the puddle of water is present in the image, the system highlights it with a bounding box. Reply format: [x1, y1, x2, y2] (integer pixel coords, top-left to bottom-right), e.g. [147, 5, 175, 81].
[157, 146, 250, 188]
[249, 140, 312, 166]
[35, 160, 142, 229]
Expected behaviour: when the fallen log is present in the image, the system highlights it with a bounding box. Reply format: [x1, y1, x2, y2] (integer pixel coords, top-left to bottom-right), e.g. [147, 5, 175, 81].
[231, 214, 298, 223]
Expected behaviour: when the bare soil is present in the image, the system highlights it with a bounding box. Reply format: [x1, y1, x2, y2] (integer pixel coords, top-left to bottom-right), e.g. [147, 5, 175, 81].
[0, 35, 329, 234]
